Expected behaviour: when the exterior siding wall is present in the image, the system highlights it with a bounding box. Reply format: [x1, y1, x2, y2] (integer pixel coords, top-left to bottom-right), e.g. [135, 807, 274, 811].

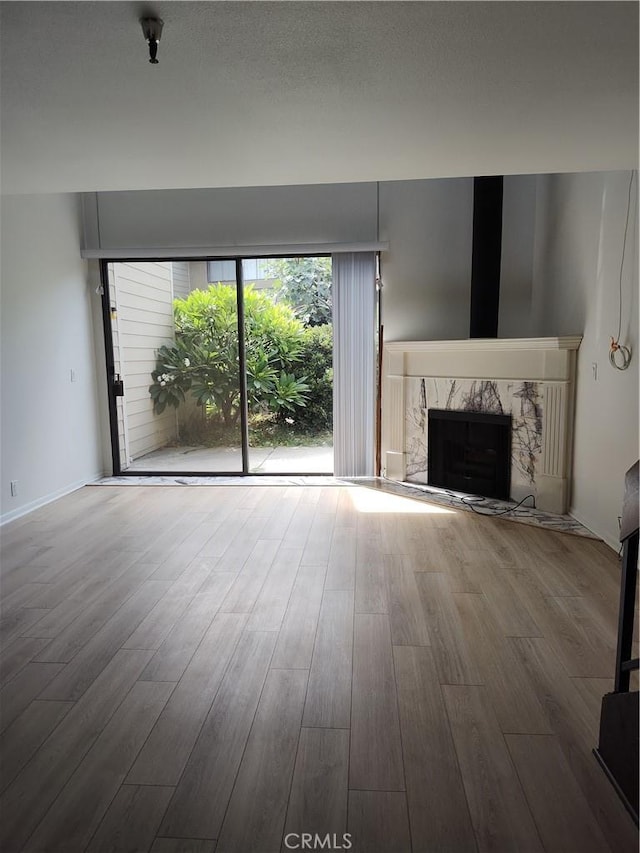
[110, 262, 177, 464]
[172, 261, 192, 299]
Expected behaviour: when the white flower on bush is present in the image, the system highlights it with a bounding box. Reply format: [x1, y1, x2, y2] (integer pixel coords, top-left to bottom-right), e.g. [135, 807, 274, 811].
[285, 417, 294, 425]
[184, 358, 190, 367]
[157, 372, 174, 387]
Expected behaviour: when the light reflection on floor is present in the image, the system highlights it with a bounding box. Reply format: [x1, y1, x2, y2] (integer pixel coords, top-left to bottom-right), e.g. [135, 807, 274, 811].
[348, 487, 456, 514]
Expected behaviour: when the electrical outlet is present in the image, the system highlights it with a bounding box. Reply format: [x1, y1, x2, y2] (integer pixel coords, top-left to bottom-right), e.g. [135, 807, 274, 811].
[592, 362, 598, 380]
[10, 480, 18, 497]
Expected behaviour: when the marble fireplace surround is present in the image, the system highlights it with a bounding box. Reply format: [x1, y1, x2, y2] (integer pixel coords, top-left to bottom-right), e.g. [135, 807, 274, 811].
[381, 337, 582, 514]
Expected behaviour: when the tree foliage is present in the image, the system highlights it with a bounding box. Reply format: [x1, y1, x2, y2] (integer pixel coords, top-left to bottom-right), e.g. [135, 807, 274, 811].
[265, 256, 332, 327]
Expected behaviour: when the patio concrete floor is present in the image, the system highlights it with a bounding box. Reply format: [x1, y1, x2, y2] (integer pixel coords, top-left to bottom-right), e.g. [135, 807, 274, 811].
[125, 443, 334, 474]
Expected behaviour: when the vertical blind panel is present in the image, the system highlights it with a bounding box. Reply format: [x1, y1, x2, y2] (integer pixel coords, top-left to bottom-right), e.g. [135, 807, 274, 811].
[332, 252, 377, 477]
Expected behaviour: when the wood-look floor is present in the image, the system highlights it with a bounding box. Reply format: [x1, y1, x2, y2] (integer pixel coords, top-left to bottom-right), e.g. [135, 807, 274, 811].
[0, 484, 637, 853]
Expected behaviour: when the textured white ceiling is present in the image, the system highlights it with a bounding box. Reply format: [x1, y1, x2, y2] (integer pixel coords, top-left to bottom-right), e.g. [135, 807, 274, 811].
[1, 1, 637, 194]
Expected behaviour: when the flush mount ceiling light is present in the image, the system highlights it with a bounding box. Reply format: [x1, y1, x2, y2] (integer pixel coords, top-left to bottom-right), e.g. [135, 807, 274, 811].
[140, 17, 164, 64]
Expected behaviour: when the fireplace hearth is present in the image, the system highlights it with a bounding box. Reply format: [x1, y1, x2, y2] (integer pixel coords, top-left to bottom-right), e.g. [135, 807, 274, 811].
[428, 409, 511, 500]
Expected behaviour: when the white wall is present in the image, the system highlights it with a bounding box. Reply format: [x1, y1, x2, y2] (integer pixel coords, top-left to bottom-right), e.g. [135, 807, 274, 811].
[79, 175, 547, 348]
[530, 171, 639, 548]
[378, 175, 538, 342]
[500, 175, 537, 337]
[0, 193, 104, 522]
[81, 183, 378, 252]
[379, 179, 473, 342]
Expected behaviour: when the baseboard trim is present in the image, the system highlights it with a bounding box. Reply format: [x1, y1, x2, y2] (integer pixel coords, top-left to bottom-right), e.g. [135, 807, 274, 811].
[0, 473, 105, 526]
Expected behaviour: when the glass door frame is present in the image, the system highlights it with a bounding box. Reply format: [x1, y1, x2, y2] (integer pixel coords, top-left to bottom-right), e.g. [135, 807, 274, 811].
[99, 255, 333, 478]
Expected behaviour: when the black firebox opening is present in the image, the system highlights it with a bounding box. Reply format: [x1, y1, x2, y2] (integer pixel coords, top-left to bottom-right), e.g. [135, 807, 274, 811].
[428, 409, 511, 500]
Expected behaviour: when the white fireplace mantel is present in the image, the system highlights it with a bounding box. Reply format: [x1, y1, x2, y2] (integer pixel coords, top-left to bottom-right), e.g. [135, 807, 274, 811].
[381, 336, 582, 514]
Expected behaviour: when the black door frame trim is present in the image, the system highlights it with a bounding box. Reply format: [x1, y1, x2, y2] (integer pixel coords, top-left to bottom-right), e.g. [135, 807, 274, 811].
[99, 259, 122, 477]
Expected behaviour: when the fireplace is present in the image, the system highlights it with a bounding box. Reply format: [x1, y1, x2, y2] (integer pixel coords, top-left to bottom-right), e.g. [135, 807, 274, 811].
[381, 337, 582, 514]
[428, 409, 511, 500]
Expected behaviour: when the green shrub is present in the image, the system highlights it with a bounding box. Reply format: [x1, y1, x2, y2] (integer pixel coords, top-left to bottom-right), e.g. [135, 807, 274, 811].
[280, 324, 333, 431]
[149, 284, 310, 426]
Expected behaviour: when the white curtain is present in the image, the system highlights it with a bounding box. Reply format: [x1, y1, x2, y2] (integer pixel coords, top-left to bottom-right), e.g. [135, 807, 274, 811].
[332, 252, 377, 477]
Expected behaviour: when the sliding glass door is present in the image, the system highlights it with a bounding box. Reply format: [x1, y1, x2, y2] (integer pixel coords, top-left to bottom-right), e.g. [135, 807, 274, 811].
[103, 260, 243, 474]
[102, 256, 333, 476]
[241, 257, 333, 474]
